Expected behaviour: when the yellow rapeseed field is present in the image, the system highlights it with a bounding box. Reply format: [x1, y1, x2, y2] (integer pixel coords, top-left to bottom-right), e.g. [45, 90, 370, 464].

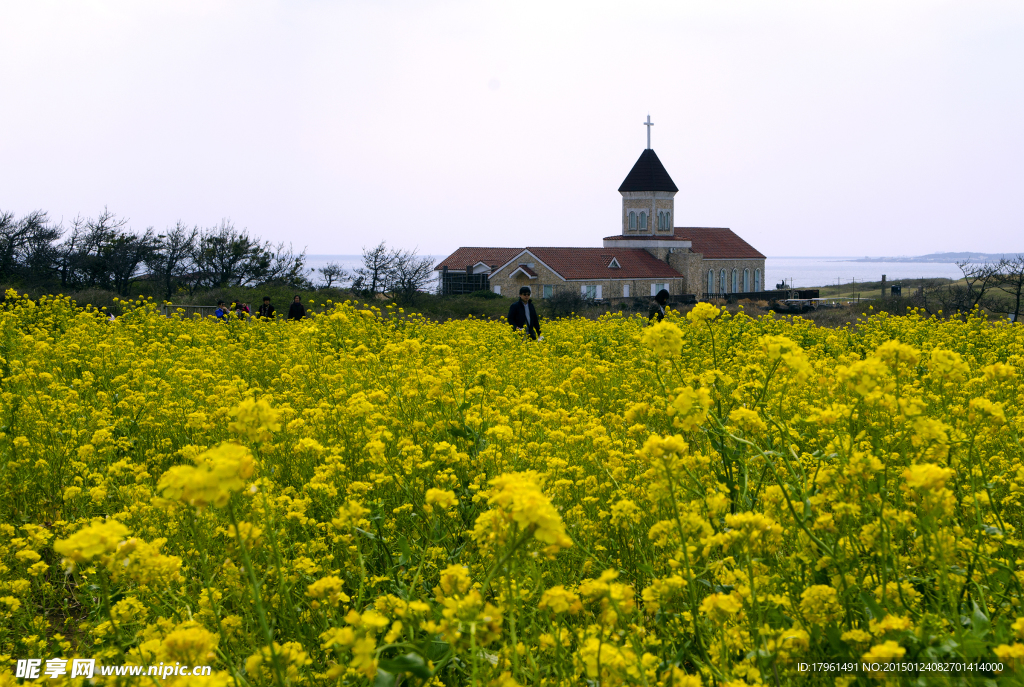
[1, 291, 1024, 686]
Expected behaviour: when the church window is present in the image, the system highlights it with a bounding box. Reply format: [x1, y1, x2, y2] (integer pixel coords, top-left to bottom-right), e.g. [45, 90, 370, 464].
[665, 211, 671, 229]
[707, 270, 714, 295]
[720, 269, 727, 294]
[639, 212, 647, 229]
[754, 269, 761, 292]
[629, 212, 636, 229]
[743, 268, 750, 292]
[543, 285, 553, 298]
[732, 269, 738, 293]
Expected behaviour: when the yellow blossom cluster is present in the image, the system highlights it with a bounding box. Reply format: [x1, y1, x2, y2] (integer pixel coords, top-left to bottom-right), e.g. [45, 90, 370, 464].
[0, 291, 1022, 685]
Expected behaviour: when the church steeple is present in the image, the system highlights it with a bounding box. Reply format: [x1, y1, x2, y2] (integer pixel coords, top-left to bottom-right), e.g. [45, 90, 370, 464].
[618, 149, 678, 193]
[619, 142, 678, 236]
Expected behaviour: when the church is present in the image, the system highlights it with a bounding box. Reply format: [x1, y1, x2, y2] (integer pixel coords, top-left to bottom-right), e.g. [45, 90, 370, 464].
[436, 122, 766, 301]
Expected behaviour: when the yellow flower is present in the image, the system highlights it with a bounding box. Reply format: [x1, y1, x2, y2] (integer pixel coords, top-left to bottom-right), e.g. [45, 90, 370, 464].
[799, 585, 842, 625]
[425, 488, 458, 509]
[157, 442, 255, 509]
[642, 321, 684, 359]
[928, 348, 969, 381]
[862, 640, 906, 663]
[994, 643, 1024, 671]
[668, 387, 712, 431]
[700, 593, 742, 624]
[874, 340, 920, 367]
[728, 407, 768, 433]
[903, 463, 953, 492]
[474, 471, 572, 555]
[53, 520, 129, 570]
[686, 302, 720, 324]
[307, 576, 351, 608]
[538, 586, 582, 614]
[228, 397, 281, 441]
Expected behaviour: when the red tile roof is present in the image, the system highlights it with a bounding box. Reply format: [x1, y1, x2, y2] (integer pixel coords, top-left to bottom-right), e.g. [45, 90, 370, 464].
[603, 228, 764, 259]
[676, 227, 765, 260]
[435, 247, 523, 271]
[522, 247, 682, 280]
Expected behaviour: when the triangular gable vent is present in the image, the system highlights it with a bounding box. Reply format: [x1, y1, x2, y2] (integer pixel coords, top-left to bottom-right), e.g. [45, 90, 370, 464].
[608, 257, 621, 269]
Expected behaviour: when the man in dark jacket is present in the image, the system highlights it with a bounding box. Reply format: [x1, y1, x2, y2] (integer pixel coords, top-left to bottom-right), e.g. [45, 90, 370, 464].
[288, 295, 306, 320]
[649, 289, 669, 322]
[507, 286, 541, 340]
[257, 297, 275, 319]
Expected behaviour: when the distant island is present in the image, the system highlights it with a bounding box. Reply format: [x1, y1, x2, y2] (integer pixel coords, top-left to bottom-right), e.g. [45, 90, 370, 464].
[848, 252, 1022, 263]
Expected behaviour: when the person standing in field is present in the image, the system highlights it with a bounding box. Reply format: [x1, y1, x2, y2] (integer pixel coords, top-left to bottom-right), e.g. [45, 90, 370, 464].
[649, 289, 669, 322]
[288, 295, 307, 321]
[257, 297, 275, 319]
[508, 286, 541, 340]
[215, 301, 229, 320]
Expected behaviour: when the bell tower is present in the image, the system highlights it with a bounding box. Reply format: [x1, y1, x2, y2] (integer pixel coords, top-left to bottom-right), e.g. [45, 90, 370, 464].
[618, 116, 678, 237]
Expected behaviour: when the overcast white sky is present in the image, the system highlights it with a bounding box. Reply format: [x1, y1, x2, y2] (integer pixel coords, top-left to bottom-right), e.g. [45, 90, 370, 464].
[1, 1, 1021, 257]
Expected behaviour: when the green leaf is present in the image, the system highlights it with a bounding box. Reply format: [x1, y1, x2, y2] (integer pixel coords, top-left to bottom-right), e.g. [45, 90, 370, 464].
[970, 602, 990, 639]
[426, 640, 449, 661]
[372, 669, 397, 687]
[378, 653, 432, 678]
[860, 591, 884, 621]
[398, 536, 412, 566]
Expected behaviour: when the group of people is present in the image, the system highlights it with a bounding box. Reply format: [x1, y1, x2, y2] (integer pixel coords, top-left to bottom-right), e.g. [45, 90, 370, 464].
[214, 295, 309, 321]
[507, 285, 671, 340]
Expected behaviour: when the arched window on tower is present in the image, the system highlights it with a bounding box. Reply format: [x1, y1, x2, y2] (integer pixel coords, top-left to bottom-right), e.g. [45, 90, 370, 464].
[665, 211, 671, 230]
[629, 212, 636, 229]
[657, 212, 663, 229]
[732, 269, 738, 293]
[743, 268, 750, 292]
[639, 212, 647, 230]
[754, 269, 761, 292]
[707, 270, 714, 295]
[720, 269, 727, 294]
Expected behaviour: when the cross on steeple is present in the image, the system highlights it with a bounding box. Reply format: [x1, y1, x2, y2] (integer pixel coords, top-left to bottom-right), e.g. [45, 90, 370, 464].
[643, 114, 653, 149]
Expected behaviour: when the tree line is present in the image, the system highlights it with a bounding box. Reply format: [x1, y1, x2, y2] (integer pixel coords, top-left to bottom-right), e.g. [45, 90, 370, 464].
[912, 257, 1024, 321]
[0, 209, 436, 300]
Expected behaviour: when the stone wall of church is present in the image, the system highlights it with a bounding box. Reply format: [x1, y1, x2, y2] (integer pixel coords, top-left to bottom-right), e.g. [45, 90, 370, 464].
[700, 259, 768, 295]
[489, 263, 686, 301]
[668, 251, 706, 298]
[488, 260, 563, 296]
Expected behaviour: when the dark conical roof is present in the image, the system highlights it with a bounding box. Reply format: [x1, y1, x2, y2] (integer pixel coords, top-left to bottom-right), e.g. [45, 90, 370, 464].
[618, 149, 678, 192]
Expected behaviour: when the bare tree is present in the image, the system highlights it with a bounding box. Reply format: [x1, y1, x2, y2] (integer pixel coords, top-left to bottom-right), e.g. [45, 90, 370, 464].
[192, 220, 281, 288]
[955, 259, 1000, 310]
[264, 243, 311, 288]
[0, 210, 61, 283]
[353, 241, 396, 295]
[148, 222, 198, 298]
[105, 227, 157, 296]
[318, 262, 349, 288]
[994, 255, 1024, 322]
[389, 250, 434, 302]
